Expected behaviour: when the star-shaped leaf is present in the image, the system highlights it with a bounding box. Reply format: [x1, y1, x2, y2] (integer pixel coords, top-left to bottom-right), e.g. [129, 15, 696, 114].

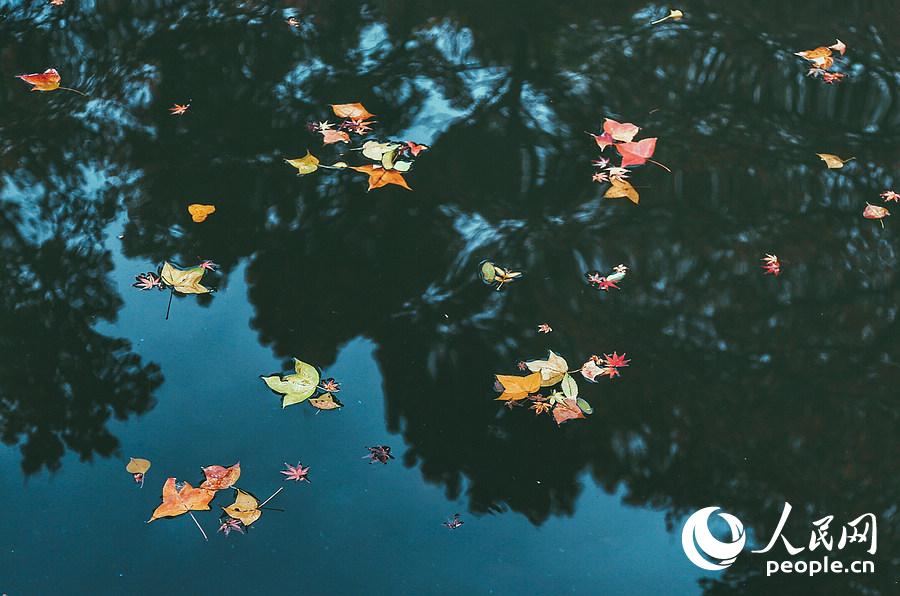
[261, 358, 321, 407]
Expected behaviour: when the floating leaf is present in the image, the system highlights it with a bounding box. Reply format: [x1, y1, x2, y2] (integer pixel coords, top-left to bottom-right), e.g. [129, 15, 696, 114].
[16, 68, 61, 92]
[561, 373, 579, 399]
[261, 358, 321, 408]
[526, 351, 569, 387]
[816, 153, 854, 169]
[651, 9, 683, 24]
[160, 262, 211, 294]
[330, 103, 375, 120]
[285, 151, 320, 175]
[126, 457, 151, 474]
[603, 118, 640, 143]
[863, 203, 889, 221]
[222, 489, 262, 526]
[616, 138, 657, 168]
[350, 164, 412, 191]
[148, 478, 215, 522]
[362, 141, 401, 161]
[576, 398, 593, 415]
[480, 261, 497, 283]
[321, 129, 350, 144]
[309, 392, 343, 410]
[188, 204, 215, 223]
[494, 372, 542, 401]
[552, 398, 586, 426]
[604, 177, 640, 205]
[200, 462, 241, 490]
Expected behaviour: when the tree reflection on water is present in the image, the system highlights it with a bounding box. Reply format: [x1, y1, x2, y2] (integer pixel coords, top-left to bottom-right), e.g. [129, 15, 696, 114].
[1, 0, 897, 592]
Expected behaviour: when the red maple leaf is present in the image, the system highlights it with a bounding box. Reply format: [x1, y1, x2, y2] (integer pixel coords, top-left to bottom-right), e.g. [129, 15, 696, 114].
[602, 352, 630, 369]
[281, 462, 311, 483]
[616, 138, 657, 168]
[169, 102, 190, 115]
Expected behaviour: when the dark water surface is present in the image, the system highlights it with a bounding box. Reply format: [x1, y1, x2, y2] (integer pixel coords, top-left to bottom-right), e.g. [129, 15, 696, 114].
[1, 1, 898, 594]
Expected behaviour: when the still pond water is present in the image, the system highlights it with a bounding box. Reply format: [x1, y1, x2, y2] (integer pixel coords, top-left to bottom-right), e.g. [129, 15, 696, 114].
[1, 1, 898, 594]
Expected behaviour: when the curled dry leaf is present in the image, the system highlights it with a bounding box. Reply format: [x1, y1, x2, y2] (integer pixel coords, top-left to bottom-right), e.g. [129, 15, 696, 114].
[816, 153, 854, 169]
[261, 358, 321, 407]
[285, 151, 320, 175]
[330, 103, 375, 120]
[350, 164, 411, 191]
[148, 478, 215, 522]
[651, 9, 683, 24]
[494, 372, 542, 401]
[200, 462, 241, 490]
[604, 177, 640, 205]
[222, 488, 262, 526]
[16, 68, 61, 92]
[160, 262, 211, 294]
[526, 350, 569, 387]
[188, 204, 215, 223]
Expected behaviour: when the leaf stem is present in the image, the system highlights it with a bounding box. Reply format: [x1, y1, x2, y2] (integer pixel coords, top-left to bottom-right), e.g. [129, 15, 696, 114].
[59, 86, 88, 97]
[165, 289, 174, 320]
[187, 511, 209, 541]
[258, 486, 284, 509]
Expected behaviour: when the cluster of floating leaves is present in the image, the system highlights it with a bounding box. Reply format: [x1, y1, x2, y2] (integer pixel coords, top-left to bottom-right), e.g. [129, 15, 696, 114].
[585, 264, 629, 292]
[128, 461, 299, 541]
[588, 117, 666, 205]
[480, 260, 523, 290]
[795, 39, 848, 84]
[132, 261, 217, 318]
[261, 357, 343, 410]
[285, 103, 429, 191]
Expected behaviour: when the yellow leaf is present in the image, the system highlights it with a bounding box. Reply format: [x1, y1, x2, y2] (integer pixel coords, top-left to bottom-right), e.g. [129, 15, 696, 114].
[651, 9, 683, 24]
[160, 262, 210, 294]
[187, 204, 215, 223]
[816, 153, 854, 169]
[495, 372, 542, 400]
[223, 488, 262, 526]
[126, 457, 151, 474]
[604, 177, 640, 205]
[285, 151, 320, 175]
[525, 351, 569, 387]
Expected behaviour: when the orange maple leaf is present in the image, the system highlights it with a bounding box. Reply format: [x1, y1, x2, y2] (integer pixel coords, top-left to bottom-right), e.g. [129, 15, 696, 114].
[350, 165, 412, 191]
[147, 477, 215, 522]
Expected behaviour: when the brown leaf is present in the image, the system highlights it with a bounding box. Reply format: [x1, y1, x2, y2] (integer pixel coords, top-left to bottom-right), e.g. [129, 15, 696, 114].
[126, 457, 151, 474]
[603, 177, 640, 205]
[552, 398, 587, 426]
[330, 103, 375, 120]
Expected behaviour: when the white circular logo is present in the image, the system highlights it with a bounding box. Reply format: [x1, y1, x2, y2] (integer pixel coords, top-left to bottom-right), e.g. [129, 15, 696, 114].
[681, 506, 746, 570]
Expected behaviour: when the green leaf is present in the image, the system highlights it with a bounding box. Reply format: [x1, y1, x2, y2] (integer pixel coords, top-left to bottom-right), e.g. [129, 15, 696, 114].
[480, 261, 496, 283]
[561, 373, 578, 399]
[576, 398, 593, 415]
[261, 359, 322, 409]
[292, 358, 320, 387]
